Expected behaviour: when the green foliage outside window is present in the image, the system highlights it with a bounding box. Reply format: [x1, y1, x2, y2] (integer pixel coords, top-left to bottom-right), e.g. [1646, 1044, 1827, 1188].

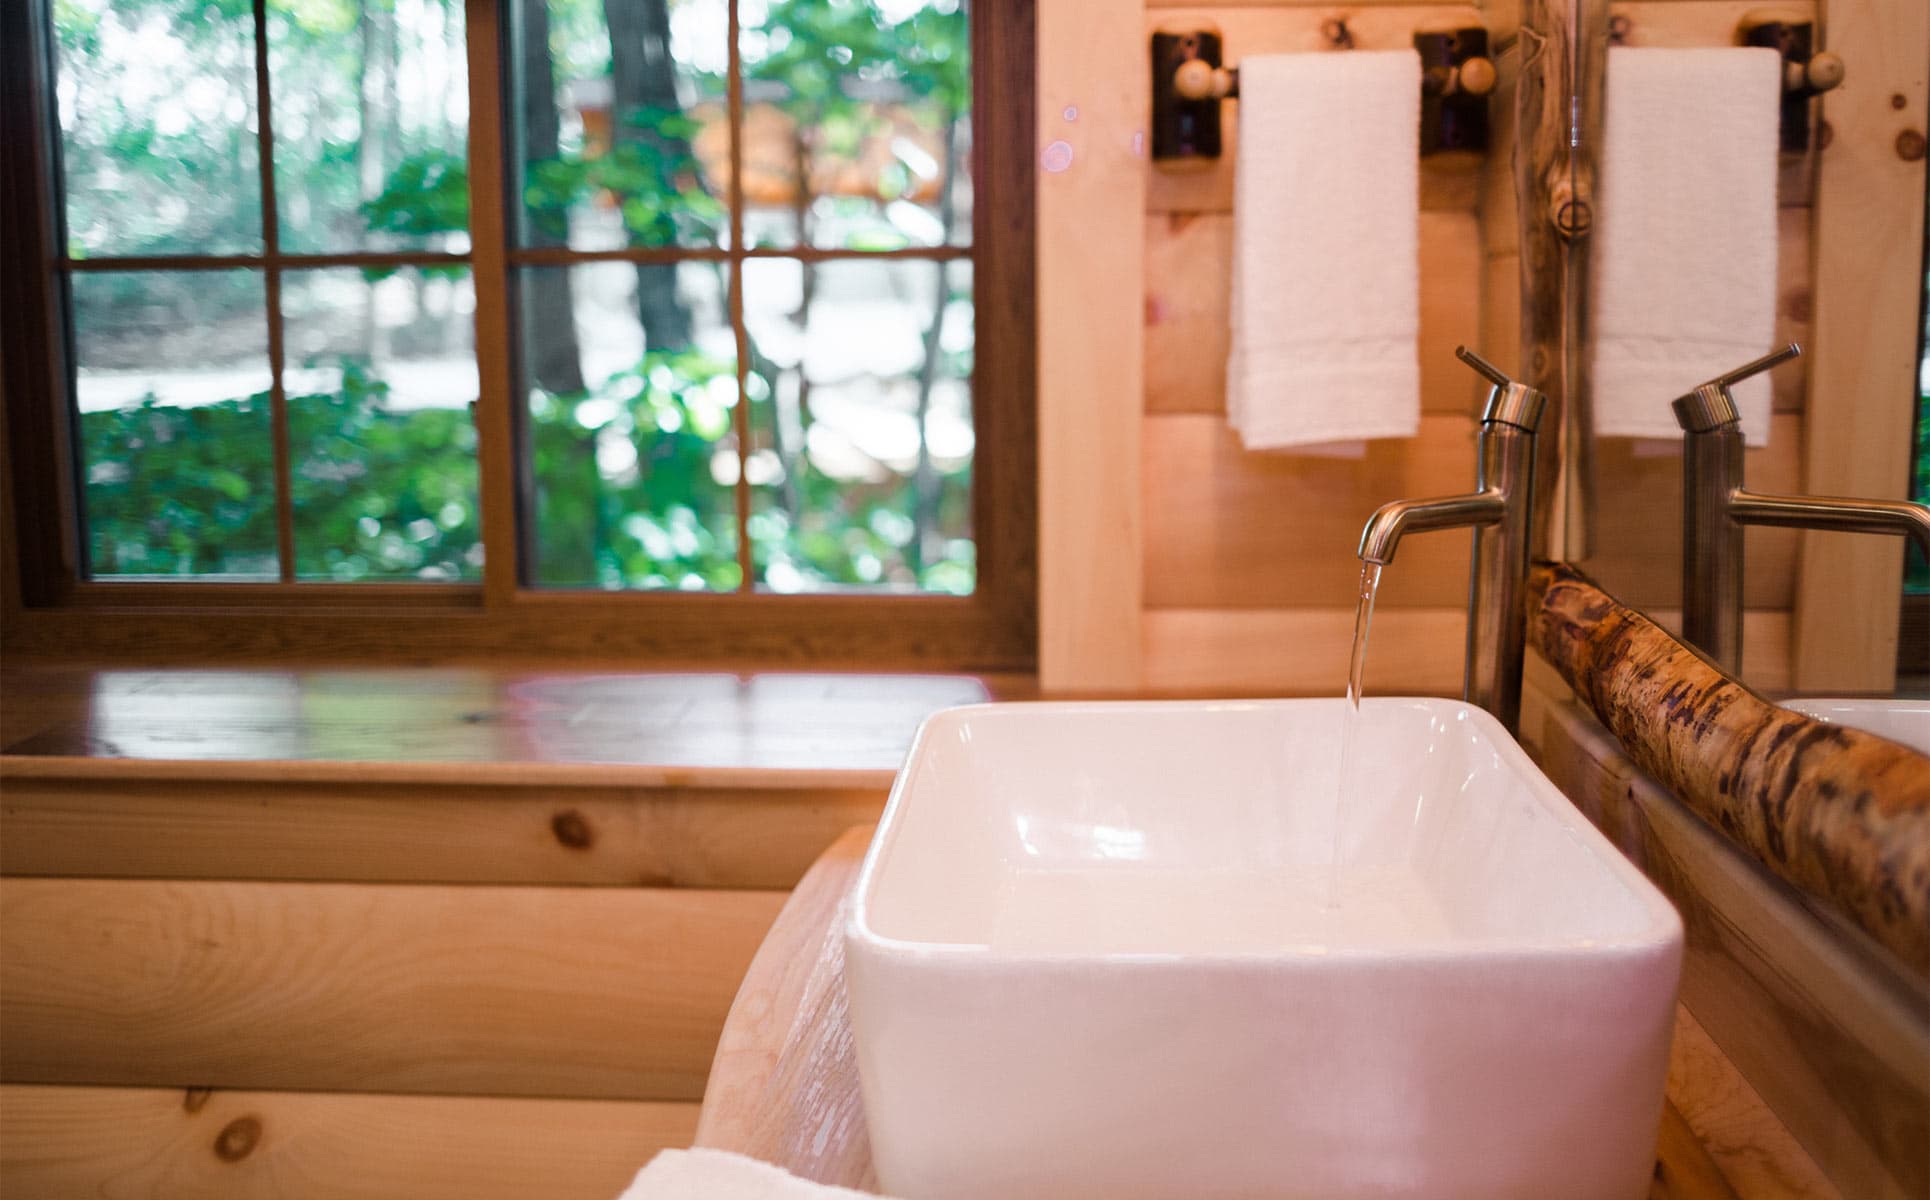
[59, 0, 976, 592]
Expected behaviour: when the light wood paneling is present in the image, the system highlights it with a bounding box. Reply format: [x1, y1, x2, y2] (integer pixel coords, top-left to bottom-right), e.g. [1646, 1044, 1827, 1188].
[0, 879, 783, 1101]
[1144, 8, 1486, 216]
[0, 1085, 696, 1200]
[1143, 413, 1479, 610]
[1524, 682, 1929, 1200]
[1140, 607, 1468, 695]
[1038, 0, 1144, 692]
[0, 778, 882, 889]
[1145, 211, 1486, 418]
[1666, 1007, 1838, 1200]
[1792, 0, 1929, 692]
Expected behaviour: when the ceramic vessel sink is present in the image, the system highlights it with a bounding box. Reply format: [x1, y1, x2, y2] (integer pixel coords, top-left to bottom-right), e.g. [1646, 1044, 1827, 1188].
[845, 698, 1683, 1200]
[1782, 697, 1930, 754]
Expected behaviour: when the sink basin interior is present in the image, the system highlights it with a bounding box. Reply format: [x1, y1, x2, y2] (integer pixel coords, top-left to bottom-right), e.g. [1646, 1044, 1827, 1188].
[859, 698, 1671, 957]
[1781, 697, 1930, 755]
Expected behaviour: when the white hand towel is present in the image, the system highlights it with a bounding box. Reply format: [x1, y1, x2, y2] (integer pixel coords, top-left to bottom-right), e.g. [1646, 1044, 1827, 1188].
[1592, 46, 1782, 446]
[617, 1149, 891, 1200]
[1227, 50, 1421, 453]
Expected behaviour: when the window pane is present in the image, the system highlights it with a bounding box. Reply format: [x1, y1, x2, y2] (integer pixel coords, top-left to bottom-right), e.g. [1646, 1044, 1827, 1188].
[282, 267, 482, 581]
[745, 257, 973, 593]
[739, 0, 970, 251]
[73, 270, 278, 579]
[509, 0, 726, 251]
[521, 262, 741, 589]
[270, 0, 471, 253]
[53, 0, 263, 256]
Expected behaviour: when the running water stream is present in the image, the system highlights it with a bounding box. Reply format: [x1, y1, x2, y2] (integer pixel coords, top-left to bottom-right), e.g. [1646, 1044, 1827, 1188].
[1327, 560, 1383, 909]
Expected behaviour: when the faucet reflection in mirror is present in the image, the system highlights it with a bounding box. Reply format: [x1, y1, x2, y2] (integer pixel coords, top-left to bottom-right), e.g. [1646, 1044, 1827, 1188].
[1356, 347, 1547, 734]
[1674, 342, 1930, 674]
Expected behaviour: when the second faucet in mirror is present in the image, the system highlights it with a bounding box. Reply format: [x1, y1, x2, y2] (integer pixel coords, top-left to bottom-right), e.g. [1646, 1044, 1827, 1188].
[1674, 343, 1930, 673]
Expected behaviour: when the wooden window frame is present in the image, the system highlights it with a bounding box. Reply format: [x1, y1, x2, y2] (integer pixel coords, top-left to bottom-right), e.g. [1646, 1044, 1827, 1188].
[0, 0, 1036, 670]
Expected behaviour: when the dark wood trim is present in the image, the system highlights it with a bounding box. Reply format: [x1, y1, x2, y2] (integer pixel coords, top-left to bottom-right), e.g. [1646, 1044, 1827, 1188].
[0, 0, 79, 609]
[466, 0, 521, 605]
[64, 251, 473, 272]
[1901, 592, 1928, 676]
[1, 596, 1028, 669]
[505, 245, 974, 266]
[0, 0, 1038, 670]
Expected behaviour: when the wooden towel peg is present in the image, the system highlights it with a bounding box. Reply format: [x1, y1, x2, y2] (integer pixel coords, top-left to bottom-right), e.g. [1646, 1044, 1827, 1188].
[1738, 9, 1845, 153]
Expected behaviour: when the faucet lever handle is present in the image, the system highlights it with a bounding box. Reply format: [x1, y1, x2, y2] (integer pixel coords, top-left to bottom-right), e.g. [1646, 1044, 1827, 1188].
[1455, 346, 1547, 432]
[1713, 343, 1802, 389]
[1455, 345, 1515, 389]
[1674, 343, 1801, 433]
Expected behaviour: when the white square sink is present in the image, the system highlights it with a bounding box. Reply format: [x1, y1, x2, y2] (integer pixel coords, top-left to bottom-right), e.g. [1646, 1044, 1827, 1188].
[1782, 697, 1930, 754]
[845, 698, 1683, 1200]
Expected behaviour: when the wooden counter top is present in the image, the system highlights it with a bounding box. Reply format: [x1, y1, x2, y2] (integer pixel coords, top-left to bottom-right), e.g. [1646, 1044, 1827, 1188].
[696, 828, 1833, 1199]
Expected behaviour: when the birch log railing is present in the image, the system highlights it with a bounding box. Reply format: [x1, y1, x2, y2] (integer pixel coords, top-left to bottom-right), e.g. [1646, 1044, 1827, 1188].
[1527, 562, 1930, 976]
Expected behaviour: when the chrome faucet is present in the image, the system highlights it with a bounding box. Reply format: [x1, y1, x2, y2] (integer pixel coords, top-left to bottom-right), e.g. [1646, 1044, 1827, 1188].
[1357, 347, 1548, 733]
[1674, 342, 1930, 673]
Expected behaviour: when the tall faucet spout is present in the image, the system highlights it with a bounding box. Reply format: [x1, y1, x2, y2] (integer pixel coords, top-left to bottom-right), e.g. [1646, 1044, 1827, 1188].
[1727, 490, 1930, 557]
[1357, 489, 1507, 566]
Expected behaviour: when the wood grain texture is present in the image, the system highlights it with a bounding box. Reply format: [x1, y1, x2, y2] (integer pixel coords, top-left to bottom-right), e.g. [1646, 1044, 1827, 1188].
[1792, 0, 1929, 693]
[695, 826, 875, 1189]
[1143, 211, 1485, 418]
[695, 822, 1760, 1200]
[0, 666, 1007, 778]
[0, 777, 881, 889]
[1143, 413, 1479, 610]
[1528, 562, 1930, 975]
[1038, 0, 1144, 691]
[1666, 1006, 1839, 1200]
[1139, 607, 1467, 696]
[1144, 7, 1486, 216]
[0, 879, 783, 1100]
[1522, 669, 1921, 1200]
[0, 1085, 696, 1200]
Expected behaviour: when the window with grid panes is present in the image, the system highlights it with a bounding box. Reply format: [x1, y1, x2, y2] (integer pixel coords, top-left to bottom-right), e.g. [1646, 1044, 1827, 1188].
[1, 0, 1033, 664]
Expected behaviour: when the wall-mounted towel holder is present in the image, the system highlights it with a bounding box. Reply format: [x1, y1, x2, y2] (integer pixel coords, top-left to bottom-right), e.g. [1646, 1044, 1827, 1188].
[1151, 24, 1495, 163]
[1736, 11, 1845, 153]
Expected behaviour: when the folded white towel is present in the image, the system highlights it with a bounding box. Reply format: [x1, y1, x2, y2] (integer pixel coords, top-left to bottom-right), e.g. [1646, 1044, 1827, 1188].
[1592, 46, 1782, 446]
[1227, 50, 1421, 453]
[617, 1149, 888, 1200]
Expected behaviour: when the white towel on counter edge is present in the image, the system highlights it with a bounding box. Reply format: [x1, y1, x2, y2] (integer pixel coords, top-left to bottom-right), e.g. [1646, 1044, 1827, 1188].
[617, 1148, 890, 1200]
[1226, 49, 1421, 455]
[1591, 46, 1782, 447]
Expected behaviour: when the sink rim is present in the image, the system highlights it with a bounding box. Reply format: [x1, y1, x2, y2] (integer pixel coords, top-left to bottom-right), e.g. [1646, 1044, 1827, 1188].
[847, 695, 1684, 964]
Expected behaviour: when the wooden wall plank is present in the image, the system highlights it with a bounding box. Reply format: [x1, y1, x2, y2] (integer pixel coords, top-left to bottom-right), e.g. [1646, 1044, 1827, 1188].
[1144, 7, 1486, 216]
[0, 1085, 696, 1200]
[1142, 413, 1479, 610]
[1142, 409, 1801, 614]
[1140, 607, 1468, 695]
[1666, 1007, 1839, 1200]
[0, 779, 882, 890]
[0, 879, 783, 1100]
[1792, 0, 1929, 692]
[1038, 0, 1144, 691]
[1144, 212, 1486, 418]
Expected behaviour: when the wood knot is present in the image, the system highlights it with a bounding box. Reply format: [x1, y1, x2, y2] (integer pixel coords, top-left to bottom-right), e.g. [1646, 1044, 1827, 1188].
[214, 1116, 262, 1162]
[1897, 129, 1926, 163]
[1816, 120, 1834, 150]
[1892, 93, 1909, 110]
[183, 1087, 213, 1114]
[551, 808, 595, 850]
